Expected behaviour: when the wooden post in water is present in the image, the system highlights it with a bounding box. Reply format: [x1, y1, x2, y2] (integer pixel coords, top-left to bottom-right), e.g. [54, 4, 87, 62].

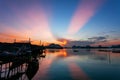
[108, 52, 111, 64]
[5, 63, 7, 78]
[0, 64, 2, 78]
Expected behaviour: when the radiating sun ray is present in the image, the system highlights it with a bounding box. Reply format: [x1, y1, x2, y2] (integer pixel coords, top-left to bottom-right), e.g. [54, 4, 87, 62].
[0, 2, 57, 44]
[13, 5, 56, 42]
[68, 0, 104, 35]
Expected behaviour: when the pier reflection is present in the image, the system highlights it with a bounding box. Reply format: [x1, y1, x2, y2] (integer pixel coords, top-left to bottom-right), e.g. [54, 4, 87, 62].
[0, 49, 46, 80]
[0, 49, 120, 80]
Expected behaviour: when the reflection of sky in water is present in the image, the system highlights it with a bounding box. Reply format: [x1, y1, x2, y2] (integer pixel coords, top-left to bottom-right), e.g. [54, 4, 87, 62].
[33, 49, 120, 80]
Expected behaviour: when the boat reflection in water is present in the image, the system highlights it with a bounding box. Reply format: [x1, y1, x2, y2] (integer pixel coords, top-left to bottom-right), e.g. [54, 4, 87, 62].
[26, 58, 39, 80]
[0, 49, 46, 80]
[1, 49, 120, 80]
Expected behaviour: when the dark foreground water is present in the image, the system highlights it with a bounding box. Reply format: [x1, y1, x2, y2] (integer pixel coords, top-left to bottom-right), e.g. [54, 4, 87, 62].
[31, 49, 120, 80]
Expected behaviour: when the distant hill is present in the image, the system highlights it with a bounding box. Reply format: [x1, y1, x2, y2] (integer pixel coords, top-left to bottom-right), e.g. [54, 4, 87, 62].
[46, 43, 63, 49]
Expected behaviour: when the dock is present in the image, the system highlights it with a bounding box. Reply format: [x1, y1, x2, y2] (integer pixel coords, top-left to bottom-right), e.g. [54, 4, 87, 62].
[0, 42, 46, 80]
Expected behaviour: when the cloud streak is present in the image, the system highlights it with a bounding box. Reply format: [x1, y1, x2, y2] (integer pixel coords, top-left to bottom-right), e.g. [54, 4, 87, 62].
[66, 40, 95, 46]
[88, 36, 107, 42]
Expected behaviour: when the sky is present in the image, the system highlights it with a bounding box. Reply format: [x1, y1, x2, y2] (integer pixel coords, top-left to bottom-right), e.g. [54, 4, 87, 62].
[0, 0, 120, 46]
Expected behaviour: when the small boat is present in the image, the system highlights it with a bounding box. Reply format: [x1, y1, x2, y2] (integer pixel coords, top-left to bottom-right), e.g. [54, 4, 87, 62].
[40, 54, 46, 58]
[0, 51, 15, 62]
[98, 49, 111, 52]
[112, 50, 120, 53]
[73, 49, 79, 52]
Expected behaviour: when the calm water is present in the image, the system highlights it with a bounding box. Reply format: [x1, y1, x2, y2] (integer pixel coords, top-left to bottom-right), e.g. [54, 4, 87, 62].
[32, 49, 120, 80]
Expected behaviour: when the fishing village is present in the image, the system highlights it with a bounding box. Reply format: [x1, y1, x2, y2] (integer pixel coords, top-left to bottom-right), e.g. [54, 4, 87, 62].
[0, 39, 46, 80]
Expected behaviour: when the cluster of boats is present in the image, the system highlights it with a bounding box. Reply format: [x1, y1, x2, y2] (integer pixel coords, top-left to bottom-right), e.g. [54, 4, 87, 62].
[98, 49, 120, 53]
[0, 44, 46, 80]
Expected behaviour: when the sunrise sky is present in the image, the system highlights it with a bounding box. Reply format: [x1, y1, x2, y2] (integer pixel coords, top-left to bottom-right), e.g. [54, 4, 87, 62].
[0, 0, 120, 46]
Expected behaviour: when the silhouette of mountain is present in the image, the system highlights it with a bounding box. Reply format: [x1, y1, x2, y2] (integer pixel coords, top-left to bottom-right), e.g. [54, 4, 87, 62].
[46, 43, 63, 49]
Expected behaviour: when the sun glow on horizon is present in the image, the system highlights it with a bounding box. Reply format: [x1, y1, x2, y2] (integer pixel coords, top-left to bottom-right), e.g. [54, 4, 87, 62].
[0, 3, 57, 44]
[0, 0, 119, 46]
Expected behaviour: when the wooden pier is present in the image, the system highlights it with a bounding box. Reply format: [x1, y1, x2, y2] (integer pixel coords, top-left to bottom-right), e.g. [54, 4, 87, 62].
[0, 42, 46, 80]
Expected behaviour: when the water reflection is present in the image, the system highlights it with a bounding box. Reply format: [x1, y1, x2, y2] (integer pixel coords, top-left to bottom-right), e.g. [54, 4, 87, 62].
[0, 50, 46, 80]
[26, 58, 39, 80]
[1, 49, 120, 80]
[33, 49, 120, 80]
[32, 49, 67, 80]
[68, 63, 89, 80]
